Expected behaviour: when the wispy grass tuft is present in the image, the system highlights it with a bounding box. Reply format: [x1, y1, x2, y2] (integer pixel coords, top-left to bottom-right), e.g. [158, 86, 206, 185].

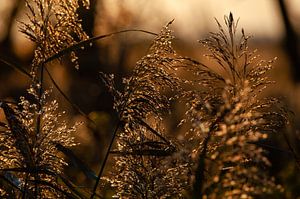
[182, 13, 288, 198]
[99, 21, 191, 198]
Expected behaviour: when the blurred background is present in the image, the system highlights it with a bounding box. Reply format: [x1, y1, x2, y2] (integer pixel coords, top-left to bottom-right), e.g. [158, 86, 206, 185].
[0, 0, 300, 197]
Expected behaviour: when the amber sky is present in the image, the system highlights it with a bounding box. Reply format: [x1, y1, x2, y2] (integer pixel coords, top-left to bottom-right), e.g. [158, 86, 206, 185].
[101, 0, 300, 41]
[0, 0, 299, 43]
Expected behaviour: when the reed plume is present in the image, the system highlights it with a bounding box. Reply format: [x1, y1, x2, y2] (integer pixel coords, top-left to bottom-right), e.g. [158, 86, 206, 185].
[183, 13, 288, 198]
[101, 21, 191, 198]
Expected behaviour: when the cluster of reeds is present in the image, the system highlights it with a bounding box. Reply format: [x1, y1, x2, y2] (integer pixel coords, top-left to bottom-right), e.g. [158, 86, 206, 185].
[1, 0, 89, 198]
[0, 1, 290, 198]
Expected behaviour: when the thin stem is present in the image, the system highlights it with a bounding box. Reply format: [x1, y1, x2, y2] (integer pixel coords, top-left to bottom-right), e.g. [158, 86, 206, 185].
[90, 77, 141, 197]
[33, 64, 44, 198]
[90, 72, 139, 198]
[192, 109, 228, 199]
[282, 131, 300, 170]
[22, 173, 29, 199]
[36, 64, 44, 140]
[90, 121, 121, 199]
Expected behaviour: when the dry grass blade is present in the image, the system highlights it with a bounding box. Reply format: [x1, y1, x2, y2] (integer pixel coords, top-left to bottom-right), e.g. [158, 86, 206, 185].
[0, 173, 27, 197]
[137, 118, 173, 146]
[0, 102, 34, 169]
[43, 29, 158, 65]
[0, 57, 95, 127]
[44, 66, 96, 125]
[55, 143, 98, 181]
[0, 57, 31, 78]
